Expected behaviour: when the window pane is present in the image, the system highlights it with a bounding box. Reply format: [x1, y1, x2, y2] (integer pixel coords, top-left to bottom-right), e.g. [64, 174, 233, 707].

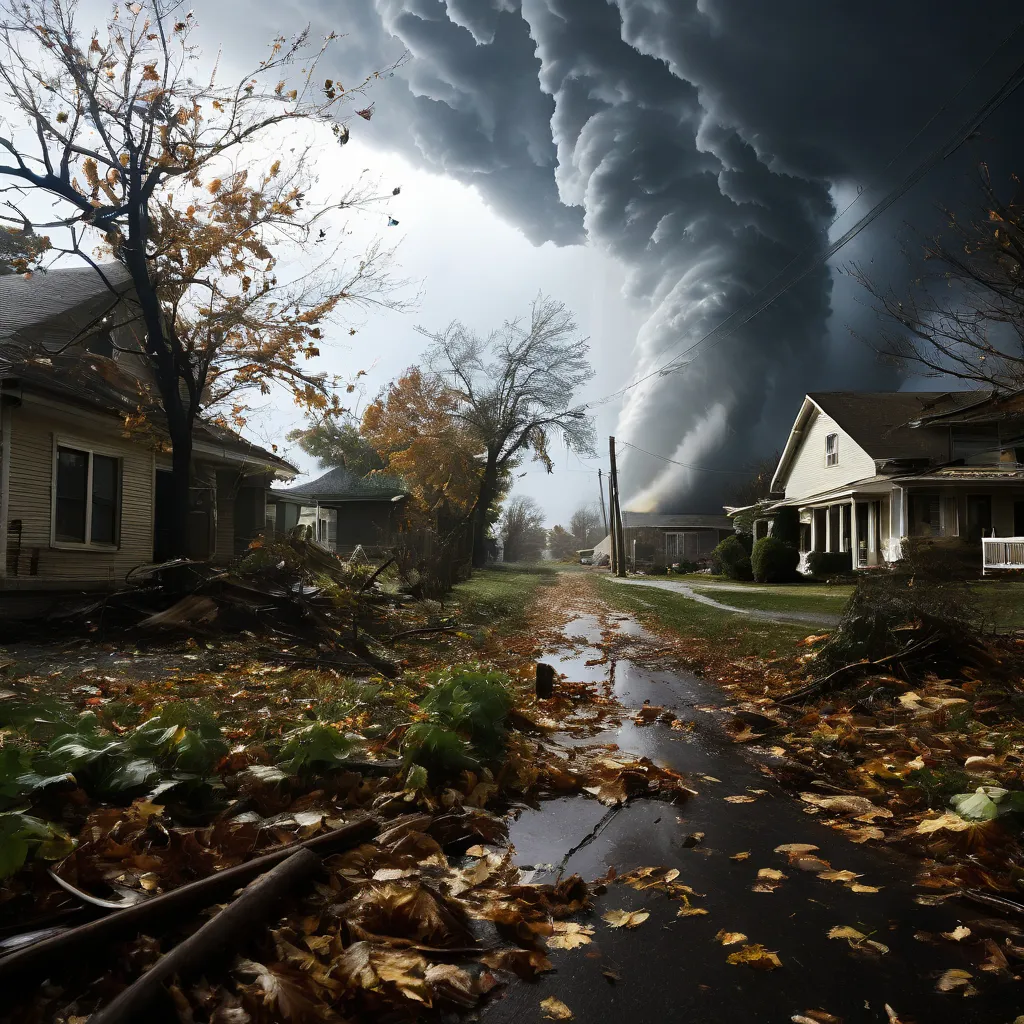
[91, 454, 119, 544]
[55, 447, 88, 542]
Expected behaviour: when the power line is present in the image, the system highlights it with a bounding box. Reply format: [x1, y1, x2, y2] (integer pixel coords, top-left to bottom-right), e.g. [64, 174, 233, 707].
[617, 439, 750, 475]
[590, 17, 1024, 411]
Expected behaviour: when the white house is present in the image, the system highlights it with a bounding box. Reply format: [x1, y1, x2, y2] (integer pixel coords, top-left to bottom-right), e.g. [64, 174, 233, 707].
[763, 390, 1024, 568]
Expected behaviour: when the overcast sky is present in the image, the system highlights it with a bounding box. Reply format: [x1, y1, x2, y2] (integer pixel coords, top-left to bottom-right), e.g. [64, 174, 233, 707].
[16, 1, 1024, 529]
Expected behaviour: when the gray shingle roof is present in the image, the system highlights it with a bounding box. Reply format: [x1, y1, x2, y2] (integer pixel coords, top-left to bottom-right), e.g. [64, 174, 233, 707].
[0, 264, 133, 339]
[273, 465, 406, 502]
[807, 391, 991, 462]
[621, 512, 733, 530]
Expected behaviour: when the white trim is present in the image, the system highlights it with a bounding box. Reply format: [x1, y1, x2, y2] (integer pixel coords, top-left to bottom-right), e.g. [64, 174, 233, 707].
[0, 403, 10, 578]
[50, 434, 123, 551]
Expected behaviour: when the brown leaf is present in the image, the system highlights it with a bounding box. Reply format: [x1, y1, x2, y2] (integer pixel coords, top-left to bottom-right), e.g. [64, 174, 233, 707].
[725, 795, 757, 804]
[800, 793, 892, 820]
[726, 943, 782, 970]
[602, 909, 650, 929]
[730, 851, 751, 861]
[715, 930, 748, 946]
[935, 968, 975, 995]
[541, 996, 574, 1019]
[548, 922, 594, 949]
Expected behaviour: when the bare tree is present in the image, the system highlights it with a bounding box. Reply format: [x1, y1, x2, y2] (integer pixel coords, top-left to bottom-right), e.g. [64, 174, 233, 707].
[568, 502, 602, 546]
[421, 296, 596, 567]
[500, 495, 546, 563]
[0, 0, 403, 555]
[850, 169, 1024, 389]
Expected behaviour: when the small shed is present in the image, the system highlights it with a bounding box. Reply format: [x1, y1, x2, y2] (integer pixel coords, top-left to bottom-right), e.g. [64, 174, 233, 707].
[621, 511, 734, 568]
[268, 467, 407, 556]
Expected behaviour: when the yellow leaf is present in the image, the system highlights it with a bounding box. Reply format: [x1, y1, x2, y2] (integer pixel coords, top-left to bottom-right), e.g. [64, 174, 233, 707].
[540, 996, 573, 1020]
[757, 868, 785, 881]
[818, 870, 861, 882]
[676, 906, 709, 917]
[848, 883, 881, 893]
[935, 968, 974, 994]
[715, 930, 748, 946]
[730, 851, 751, 861]
[941, 925, 971, 942]
[915, 812, 971, 835]
[726, 944, 782, 970]
[548, 922, 594, 950]
[725, 795, 757, 804]
[602, 909, 650, 929]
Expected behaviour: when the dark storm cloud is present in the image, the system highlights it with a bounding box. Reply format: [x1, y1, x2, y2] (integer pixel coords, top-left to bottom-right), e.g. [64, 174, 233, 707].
[288, 0, 1024, 509]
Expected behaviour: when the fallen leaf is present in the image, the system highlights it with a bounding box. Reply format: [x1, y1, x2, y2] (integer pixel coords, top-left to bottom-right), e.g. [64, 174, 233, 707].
[757, 868, 785, 881]
[602, 909, 650, 929]
[847, 883, 881, 893]
[915, 812, 971, 835]
[541, 996, 574, 1020]
[724, 717, 764, 743]
[715, 930, 748, 945]
[884, 1006, 905, 1024]
[725, 795, 757, 804]
[676, 905, 709, 917]
[935, 968, 975, 995]
[548, 922, 595, 950]
[730, 851, 751, 861]
[800, 793, 892, 820]
[941, 925, 971, 942]
[842, 826, 885, 843]
[726, 943, 782, 970]
[792, 1013, 842, 1024]
[774, 843, 819, 855]
[827, 925, 888, 954]
[818, 870, 861, 883]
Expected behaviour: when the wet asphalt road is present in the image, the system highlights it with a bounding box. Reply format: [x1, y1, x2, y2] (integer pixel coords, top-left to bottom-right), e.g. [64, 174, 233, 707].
[486, 615, 1022, 1024]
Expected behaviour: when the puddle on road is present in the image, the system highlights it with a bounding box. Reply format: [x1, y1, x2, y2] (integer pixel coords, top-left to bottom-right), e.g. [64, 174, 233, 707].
[497, 612, 1021, 1024]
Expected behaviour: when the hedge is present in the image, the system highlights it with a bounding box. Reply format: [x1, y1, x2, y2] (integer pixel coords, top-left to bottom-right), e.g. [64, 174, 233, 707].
[712, 535, 753, 581]
[751, 536, 799, 583]
[806, 550, 853, 577]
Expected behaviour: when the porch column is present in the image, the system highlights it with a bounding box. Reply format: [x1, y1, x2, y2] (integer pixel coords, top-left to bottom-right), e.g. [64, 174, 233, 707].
[892, 486, 907, 560]
[867, 500, 877, 565]
[824, 505, 832, 552]
[809, 510, 817, 554]
[850, 500, 859, 567]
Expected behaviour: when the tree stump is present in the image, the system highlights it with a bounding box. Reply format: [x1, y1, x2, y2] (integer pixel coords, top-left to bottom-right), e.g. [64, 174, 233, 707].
[536, 662, 555, 699]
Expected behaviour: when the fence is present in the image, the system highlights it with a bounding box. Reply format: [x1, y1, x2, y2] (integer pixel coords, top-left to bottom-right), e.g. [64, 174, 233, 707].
[982, 536, 1024, 574]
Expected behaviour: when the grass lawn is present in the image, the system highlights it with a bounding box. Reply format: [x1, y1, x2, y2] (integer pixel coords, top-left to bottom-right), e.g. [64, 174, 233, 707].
[968, 580, 1024, 632]
[599, 577, 817, 660]
[688, 582, 853, 618]
[450, 562, 560, 633]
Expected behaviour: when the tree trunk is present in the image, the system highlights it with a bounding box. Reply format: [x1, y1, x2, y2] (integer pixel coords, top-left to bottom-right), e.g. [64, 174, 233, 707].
[167, 421, 193, 560]
[471, 458, 499, 568]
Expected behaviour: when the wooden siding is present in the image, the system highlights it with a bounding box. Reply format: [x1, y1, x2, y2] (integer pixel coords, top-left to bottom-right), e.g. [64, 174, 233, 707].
[781, 408, 876, 502]
[214, 471, 235, 563]
[4, 405, 154, 586]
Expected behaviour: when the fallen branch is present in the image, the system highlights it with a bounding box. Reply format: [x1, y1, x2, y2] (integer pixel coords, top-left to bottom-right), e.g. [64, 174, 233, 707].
[89, 848, 321, 1024]
[778, 636, 939, 706]
[386, 625, 459, 642]
[0, 816, 378, 982]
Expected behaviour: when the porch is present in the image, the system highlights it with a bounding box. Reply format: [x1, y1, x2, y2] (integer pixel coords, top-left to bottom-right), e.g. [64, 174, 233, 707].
[792, 481, 1024, 569]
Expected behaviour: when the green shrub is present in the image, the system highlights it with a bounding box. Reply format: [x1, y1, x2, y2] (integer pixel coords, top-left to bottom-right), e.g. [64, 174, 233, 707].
[770, 506, 801, 548]
[403, 665, 513, 780]
[751, 537, 799, 583]
[712, 535, 753, 580]
[806, 550, 853, 577]
[278, 722, 359, 776]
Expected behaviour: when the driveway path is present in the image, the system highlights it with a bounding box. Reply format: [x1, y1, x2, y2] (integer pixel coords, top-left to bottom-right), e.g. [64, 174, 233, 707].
[485, 610, 1013, 1024]
[610, 575, 843, 627]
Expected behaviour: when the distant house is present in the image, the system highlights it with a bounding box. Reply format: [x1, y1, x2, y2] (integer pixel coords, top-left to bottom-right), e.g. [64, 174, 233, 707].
[268, 466, 407, 555]
[759, 389, 1024, 569]
[594, 511, 734, 568]
[0, 266, 296, 592]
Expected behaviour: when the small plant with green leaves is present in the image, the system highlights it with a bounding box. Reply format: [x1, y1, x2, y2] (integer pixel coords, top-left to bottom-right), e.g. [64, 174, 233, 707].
[0, 811, 75, 879]
[950, 786, 1024, 822]
[128, 705, 229, 776]
[403, 665, 514, 781]
[277, 722, 360, 776]
[908, 765, 972, 807]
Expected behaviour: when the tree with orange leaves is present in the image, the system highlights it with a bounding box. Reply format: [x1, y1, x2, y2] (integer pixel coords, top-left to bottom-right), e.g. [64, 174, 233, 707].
[361, 368, 498, 537]
[0, 0, 404, 555]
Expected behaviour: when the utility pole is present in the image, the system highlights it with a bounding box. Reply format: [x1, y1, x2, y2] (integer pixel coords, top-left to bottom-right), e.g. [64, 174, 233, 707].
[597, 468, 609, 537]
[609, 436, 626, 577]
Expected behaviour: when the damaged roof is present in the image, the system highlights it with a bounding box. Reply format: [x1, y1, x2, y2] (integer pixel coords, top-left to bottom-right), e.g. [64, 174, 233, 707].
[621, 511, 733, 530]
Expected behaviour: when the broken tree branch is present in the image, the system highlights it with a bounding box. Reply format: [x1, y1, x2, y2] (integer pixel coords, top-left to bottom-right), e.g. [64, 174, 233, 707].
[88, 847, 321, 1024]
[0, 816, 378, 982]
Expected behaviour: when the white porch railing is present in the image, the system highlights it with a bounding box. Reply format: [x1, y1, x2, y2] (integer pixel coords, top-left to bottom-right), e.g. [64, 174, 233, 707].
[982, 537, 1024, 574]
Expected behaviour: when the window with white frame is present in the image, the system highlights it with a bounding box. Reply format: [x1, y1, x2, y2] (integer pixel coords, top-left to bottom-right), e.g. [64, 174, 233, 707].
[825, 432, 839, 466]
[53, 443, 121, 546]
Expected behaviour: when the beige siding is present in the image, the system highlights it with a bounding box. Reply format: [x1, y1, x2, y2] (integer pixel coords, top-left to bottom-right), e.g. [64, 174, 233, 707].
[4, 405, 154, 586]
[782, 409, 875, 501]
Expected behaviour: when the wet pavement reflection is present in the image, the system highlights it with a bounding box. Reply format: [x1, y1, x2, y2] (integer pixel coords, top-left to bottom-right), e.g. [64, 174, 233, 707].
[491, 612, 1021, 1024]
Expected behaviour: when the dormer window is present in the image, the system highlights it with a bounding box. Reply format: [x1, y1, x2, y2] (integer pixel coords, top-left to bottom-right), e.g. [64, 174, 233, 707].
[85, 329, 114, 358]
[825, 432, 839, 466]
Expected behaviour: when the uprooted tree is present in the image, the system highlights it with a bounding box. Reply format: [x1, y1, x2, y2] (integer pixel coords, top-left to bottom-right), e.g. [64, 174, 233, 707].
[0, 0, 404, 556]
[851, 167, 1024, 388]
[420, 295, 596, 567]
